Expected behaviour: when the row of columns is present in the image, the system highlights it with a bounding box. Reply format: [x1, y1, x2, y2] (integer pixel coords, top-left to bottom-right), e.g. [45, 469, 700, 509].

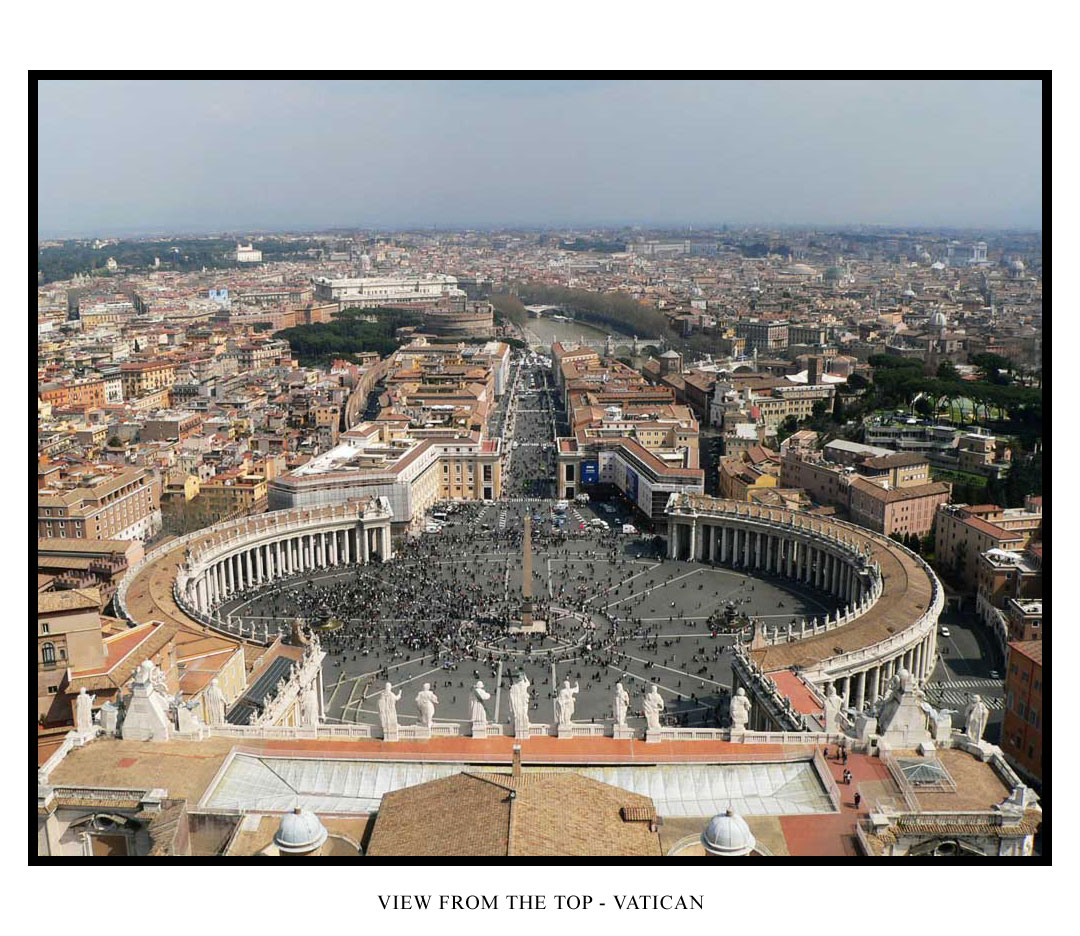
[192, 522, 392, 614]
[820, 630, 937, 712]
[669, 520, 866, 607]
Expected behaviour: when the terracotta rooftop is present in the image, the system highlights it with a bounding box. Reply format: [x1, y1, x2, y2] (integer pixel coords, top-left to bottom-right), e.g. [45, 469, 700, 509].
[368, 770, 662, 856]
[1009, 640, 1043, 666]
[38, 587, 102, 614]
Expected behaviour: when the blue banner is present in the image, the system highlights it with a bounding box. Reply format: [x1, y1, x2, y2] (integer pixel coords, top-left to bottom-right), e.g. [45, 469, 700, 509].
[581, 460, 599, 484]
[625, 467, 638, 500]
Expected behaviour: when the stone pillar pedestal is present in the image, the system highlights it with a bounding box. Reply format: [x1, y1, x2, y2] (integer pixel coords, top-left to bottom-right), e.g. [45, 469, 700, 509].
[645, 729, 663, 744]
[613, 725, 636, 740]
[383, 726, 400, 742]
[557, 722, 574, 739]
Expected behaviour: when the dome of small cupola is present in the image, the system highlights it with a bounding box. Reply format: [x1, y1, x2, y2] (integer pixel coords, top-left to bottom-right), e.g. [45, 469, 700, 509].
[702, 809, 756, 857]
[274, 807, 328, 855]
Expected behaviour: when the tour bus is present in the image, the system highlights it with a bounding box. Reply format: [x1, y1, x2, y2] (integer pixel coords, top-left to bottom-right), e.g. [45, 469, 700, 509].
[554, 500, 569, 515]
[431, 510, 448, 523]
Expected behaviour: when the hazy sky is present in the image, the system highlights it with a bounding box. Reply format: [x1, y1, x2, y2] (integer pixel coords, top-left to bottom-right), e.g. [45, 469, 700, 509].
[37, 79, 1042, 236]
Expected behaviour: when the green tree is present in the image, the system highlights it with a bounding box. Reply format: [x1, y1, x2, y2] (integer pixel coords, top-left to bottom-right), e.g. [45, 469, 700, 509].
[937, 360, 961, 381]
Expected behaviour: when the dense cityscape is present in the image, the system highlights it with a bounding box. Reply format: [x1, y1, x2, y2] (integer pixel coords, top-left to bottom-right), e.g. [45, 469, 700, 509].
[36, 81, 1044, 860]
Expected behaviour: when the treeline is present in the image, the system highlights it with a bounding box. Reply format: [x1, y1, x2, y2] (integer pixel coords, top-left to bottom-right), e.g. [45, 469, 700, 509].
[277, 308, 422, 364]
[36, 237, 315, 283]
[558, 238, 627, 253]
[490, 293, 529, 328]
[867, 354, 1042, 444]
[513, 282, 667, 338]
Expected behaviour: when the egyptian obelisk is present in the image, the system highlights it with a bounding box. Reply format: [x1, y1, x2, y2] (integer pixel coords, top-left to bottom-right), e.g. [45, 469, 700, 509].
[521, 513, 534, 625]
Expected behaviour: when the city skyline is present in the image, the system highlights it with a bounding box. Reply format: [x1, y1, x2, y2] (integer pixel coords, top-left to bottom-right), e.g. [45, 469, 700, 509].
[38, 79, 1042, 236]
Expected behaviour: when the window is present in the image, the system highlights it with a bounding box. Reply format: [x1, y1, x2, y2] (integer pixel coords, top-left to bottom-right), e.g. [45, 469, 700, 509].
[41, 623, 50, 635]
[42, 643, 56, 665]
[48, 685, 58, 694]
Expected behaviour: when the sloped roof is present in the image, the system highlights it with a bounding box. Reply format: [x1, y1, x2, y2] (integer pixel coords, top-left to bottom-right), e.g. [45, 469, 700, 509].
[367, 770, 662, 857]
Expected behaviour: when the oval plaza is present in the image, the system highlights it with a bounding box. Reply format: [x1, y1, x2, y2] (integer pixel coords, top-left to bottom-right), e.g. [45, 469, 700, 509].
[40, 354, 1039, 858]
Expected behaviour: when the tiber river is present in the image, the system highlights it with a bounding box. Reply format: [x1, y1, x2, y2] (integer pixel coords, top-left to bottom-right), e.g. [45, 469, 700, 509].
[523, 314, 622, 347]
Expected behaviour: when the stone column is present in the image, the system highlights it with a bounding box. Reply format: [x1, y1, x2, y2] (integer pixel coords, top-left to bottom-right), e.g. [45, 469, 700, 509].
[855, 669, 867, 711]
[841, 675, 851, 709]
[755, 531, 763, 569]
[255, 546, 263, 584]
[224, 557, 233, 595]
[867, 666, 879, 705]
[243, 550, 252, 590]
[689, 522, 697, 563]
[362, 527, 370, 564]
[330, 531, 338, 566]
[197, 576, 207, 612]
[382, 525, 391, 560]
[721, 526, 730, 564]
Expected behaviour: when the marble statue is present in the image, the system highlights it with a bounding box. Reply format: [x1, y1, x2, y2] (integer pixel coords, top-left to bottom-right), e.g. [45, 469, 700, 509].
[135, 659, 155, 686]
[151, 664, 169, 698]
[300, 682, 320, 728]
[965, 694, 990, 744]
[822, 683, 842, 732]
[470, 680, 491, 727]
[205, 678, 227, 726]
[555, 679, 579, 726]
[75, 687, 96, 734]
[509, 673, 531, 733]
[376, 682, 402, 735]
[730, 687, 752, 732]
[415, 683, 439, 729]
[643, 684, 665, 731]
[613, 682, 630, 727]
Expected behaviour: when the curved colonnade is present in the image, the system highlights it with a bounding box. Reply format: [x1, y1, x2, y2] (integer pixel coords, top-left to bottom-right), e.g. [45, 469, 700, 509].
[115, 498, 394, 645]
[666, 494, 945, 719]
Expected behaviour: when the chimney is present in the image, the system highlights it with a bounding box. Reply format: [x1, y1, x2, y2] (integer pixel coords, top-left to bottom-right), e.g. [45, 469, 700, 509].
[512, 744, 522, 777]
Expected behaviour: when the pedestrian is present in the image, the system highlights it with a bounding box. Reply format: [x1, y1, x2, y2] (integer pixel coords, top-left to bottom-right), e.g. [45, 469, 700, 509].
[842, 748, 848, 765]
[854, 791, 861, 808]
[823, 746, 828, 760]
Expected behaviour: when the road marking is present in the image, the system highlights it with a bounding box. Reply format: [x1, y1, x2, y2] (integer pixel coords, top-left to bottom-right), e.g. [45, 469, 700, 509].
[603, 568, 704, 609]
[615, 650, 727, 689]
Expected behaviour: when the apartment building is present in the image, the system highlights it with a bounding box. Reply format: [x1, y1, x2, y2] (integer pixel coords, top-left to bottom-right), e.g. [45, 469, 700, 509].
[735, 319, 789, 352]
[935, 502, 1043, 593]
[38, 466, 162, 542]
[119, 361, 177, 399]
[1001, 640, 1042, 783]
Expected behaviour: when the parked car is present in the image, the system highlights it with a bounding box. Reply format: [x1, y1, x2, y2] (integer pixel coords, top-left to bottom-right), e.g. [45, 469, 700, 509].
[940, 626, 951, 638]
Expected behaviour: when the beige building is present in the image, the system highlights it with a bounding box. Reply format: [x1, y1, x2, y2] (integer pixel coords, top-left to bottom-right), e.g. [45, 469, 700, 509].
[935, 502, 1043, 592]
[39, 466, 162, 542]
[119, 361, 176, 400]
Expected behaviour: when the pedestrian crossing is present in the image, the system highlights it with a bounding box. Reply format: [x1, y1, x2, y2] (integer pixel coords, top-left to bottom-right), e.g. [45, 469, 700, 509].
[498, 508, 509, 530]
[924, 686, 1005, 710]
[934, 678, 1003, 690]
